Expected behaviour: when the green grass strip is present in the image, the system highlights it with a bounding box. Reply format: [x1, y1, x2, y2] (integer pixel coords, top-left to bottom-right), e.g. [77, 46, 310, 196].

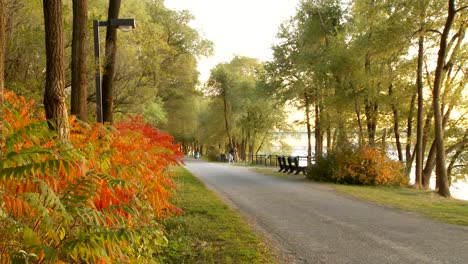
[159, 166, 276, 263]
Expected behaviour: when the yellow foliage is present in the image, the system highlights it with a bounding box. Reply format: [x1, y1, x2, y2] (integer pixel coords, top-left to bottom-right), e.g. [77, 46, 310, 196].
[333, 146, 407, 186]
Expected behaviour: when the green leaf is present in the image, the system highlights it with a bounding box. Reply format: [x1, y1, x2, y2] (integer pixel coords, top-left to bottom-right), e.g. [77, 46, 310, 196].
[23, 227, 40, 246]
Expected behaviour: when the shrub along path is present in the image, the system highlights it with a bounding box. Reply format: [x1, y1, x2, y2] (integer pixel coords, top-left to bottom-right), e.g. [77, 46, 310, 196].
[185, 159, 468, 264]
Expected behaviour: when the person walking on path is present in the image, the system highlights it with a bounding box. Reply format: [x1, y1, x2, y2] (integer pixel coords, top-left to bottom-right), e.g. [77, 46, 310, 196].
[228, 147, 235, 163]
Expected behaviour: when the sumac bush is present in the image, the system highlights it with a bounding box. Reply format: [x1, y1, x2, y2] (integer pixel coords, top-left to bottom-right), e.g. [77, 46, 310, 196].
[307, 146, 407, 186]
[0, 90, 183, 263]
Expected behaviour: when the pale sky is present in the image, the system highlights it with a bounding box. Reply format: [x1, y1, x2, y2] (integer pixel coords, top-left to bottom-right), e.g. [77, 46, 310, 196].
[164, 0, 300, 83]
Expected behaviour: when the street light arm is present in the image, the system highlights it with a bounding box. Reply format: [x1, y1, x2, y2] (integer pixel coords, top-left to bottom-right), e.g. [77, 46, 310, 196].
[110, 18, 136, 28]
[93, 18, 135, 123]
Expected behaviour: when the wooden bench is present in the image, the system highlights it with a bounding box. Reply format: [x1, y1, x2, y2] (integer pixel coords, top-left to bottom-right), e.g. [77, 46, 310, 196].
[292, 156, 307, 175]
[278, 156, 307, 174]
[278, 156, 293, 173]
[277, 156, 287, 172]
[286, 156, 296, 173]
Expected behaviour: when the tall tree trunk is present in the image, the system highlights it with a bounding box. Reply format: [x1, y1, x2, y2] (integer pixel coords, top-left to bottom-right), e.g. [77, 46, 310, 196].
[421, 113, 433, 188]
[71, 0, 88, 122]
[101, 0, 121, 123]
[415, 33, 425, 189]
[422, 140, 437, 188]
[0, 0, 5, 106]
[364, 50, 377, 147]
[222, 90, 232, 148]
[364, 99, 378, 146]
[251, 129, 257, 161]
[388, 84, 403, 161]
[355, 100, 364, 147]
[381, 128, 387, 152]
[43, 0, 69, 141]
[423, 106, 452, 188]
[314, 103, 323, 158]
[304, 91, 312, 166]
[432, 0, 455, 198]
[425, 134, 468, 188]
[405, 93, 416, 175]
[326, 113, 331, 153]
[256, 123, 272, 155]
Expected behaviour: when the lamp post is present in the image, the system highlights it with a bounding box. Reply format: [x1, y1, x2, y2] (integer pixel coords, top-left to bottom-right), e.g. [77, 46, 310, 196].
[93, 18, 136, 123]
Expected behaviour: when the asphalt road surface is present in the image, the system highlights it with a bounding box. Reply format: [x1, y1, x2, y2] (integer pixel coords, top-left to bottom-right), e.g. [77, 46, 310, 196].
[184, 159, 468, 264]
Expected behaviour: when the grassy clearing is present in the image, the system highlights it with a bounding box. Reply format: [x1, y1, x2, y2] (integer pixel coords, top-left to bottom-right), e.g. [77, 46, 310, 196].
[159, 166, 276, 264]
[250, 166, 468, 226]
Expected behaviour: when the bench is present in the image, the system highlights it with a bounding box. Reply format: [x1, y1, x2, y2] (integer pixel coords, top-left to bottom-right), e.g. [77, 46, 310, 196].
[286, 156, 296, 173]
[278, 156, 293, 173]
[292, 156, 307, 175]
[277, 156, 308, 174]
[277, 156, 287, 172]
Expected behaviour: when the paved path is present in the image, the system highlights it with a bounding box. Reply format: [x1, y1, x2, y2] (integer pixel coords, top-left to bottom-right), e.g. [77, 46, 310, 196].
[184, 159, 468, 264]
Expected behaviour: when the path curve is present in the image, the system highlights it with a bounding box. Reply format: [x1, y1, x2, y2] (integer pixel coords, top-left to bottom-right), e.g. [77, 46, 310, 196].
[184, 159, 468, 264]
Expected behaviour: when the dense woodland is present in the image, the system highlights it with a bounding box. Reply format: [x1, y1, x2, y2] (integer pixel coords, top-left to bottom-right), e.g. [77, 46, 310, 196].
[0, 0, 467, 261]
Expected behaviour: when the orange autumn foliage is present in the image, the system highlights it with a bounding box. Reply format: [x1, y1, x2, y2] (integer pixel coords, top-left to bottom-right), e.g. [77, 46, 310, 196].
[308, 146, 407, 186]
[0, 90, 183, 263]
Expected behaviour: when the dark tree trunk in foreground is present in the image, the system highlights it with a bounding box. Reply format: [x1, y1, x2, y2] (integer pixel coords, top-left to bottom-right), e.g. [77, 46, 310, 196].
[0, 0, 5, 106]
[43, 0, 70, 140]
[101, 0, 121, 123]
[71, 0, 88, 122]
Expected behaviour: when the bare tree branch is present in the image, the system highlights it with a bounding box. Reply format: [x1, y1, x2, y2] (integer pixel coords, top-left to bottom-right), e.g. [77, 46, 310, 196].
[455, 6, 468, 13]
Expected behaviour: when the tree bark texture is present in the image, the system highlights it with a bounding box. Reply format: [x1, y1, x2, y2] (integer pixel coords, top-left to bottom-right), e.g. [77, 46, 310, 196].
[381, 128, 387, 152]
[421, 113, 433, 188]
[364, 99, 378, 146]
[222, 89, 232, 148]
[415, 33, 425, 189]
[405, 93, 416, 175]
[101, 0, 121, 123]
[71, 0, 88, 122]
[0, 0, 5, 106]
[314, 103, 323, 158]
[422, 109, 452, 188]
[326, 113, 332, 152]
[43, 0, 70, 141]
[355, 100, 364, 147]
[431, 0, 455, 198]
[304, 91, 312, 166]
[388, 84, 403, 162]
[422, 141, 436, 188]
